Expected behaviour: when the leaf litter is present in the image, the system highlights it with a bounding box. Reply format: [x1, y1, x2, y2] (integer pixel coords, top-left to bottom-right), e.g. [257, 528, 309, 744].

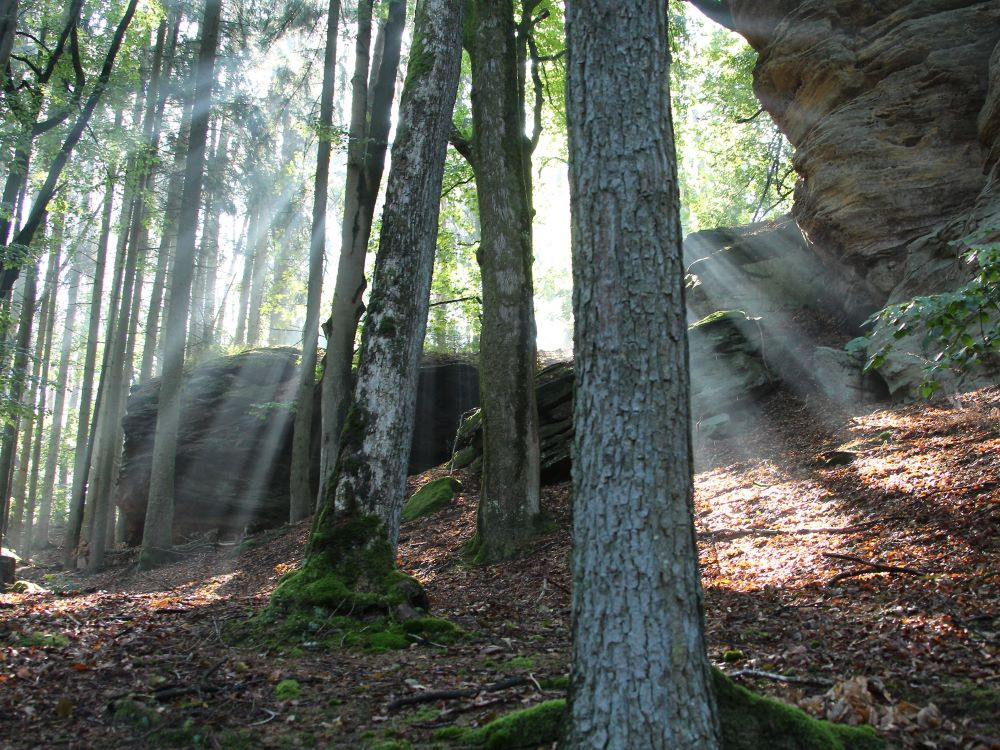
[1, 385, 998, 748]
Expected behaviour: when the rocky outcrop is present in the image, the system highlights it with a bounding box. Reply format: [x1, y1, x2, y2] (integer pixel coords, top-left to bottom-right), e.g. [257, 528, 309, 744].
[728, 0, 1000, 321]
[117, 350, 481, 543]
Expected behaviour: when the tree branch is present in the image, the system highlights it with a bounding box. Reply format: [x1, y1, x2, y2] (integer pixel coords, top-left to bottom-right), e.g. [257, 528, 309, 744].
[449, 126, 474, 165]
[684, 0, 736, 31]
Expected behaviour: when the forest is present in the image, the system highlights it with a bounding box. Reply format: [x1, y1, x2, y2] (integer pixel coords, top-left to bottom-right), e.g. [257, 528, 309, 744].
[1, 0, 999, 747]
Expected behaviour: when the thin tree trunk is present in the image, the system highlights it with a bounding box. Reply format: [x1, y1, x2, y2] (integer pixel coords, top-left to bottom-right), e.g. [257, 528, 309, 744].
[326, 0, 463, 544]
[0, 264, 36, 551]
[565, 1, 720, 745]
[201, 129, 229, 349]
[22, 234, 60, 558]
[233, 196, 260, 347]
[140, 0, 222, 569]
[63, 164, 116, 568]
[245, 202, 271, 347]
[37, 256, 79, 547]
[318, 0, 405, 504]
[467, 0, 542, 562]
[289, 0, 343, 522]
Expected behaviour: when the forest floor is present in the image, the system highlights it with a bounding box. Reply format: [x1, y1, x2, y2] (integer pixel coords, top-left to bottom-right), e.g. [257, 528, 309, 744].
[2, 386, 999, 749]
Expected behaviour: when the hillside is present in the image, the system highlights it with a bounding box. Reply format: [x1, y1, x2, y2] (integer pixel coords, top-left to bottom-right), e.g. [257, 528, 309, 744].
[2, 387, 998, 749]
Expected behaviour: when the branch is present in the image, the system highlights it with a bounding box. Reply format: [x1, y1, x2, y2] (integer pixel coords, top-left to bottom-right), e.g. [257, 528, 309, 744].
[727, 669, 833, 688]
[449, 126, 474, 165]
[526, 34, 544, 154]
[429, 295, 481, 308]
[15, 31, 50, 53]
[684, 0, 736, 31]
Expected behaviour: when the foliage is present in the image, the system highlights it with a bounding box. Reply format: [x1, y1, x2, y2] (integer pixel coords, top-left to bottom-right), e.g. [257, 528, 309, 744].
[851, 228, 1000, 397]
[671, 6, 795, 232]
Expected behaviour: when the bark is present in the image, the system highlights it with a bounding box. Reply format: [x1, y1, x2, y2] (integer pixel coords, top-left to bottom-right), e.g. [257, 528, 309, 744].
[326, 0, 464, 547]
[37, 256, 79, 547]
[140, 0, 222, 569]
[0, 0, 16, 75]
[63, 164, 115, 568]
[0, 264, 36, 550]
[289, 0, 342, 523]
[564, 1, 721, 747]
[318, 0, 405, 504]
[22, 233, 60, 557]
[467, 0, 542, 562]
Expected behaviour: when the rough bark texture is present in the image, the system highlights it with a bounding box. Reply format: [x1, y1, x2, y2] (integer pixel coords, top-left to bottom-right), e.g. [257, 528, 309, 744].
[290, 0, 341, 523]
[565, 2, 721, 747]
[467, 0, 542, 562]
[141, 0, 221, 569]
[726, 0, 1000, 319]
[318, 0, 405, 504]
[327, 0, 464, 550]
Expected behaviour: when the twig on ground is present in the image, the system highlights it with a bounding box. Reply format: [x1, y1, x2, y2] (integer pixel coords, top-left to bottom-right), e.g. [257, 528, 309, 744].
[727, 668, 833, 687]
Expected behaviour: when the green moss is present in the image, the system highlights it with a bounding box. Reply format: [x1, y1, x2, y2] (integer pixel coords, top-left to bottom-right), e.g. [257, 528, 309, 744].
[377, 316, 397, 338]
[722, 649, 745, 663]
[275, 679, 301, 700]
[463, 699, 565, 748]
[504, 656, 535, 670]
[432, 671, 882, 750]
[112, 699, 160, 730]
[406, 706, 441, 724]
[924, 680, 1000, 727]
[365, 631, 410, 652]
[712, 668, 882, 750]
[270, 514, 422, 617]
[690, 309, 746, 329]
[450, 445, 478, 470]
[402, 477, 461, 522]
[17, 631, 70, 648]
[537, 675, 569, 690]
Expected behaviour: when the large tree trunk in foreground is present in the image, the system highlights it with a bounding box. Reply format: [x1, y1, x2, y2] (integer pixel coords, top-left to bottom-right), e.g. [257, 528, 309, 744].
[317, 0, 405, 505]
[140, 0, 222, 570]
[564, 1, 721, 747]
[289, 0, 341, 523]
[270, 0, 463, 616]
[467, 0, 543, 563]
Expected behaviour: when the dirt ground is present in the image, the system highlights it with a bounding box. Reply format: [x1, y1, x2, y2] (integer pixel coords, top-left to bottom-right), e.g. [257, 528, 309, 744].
[1, 386, 998, 749]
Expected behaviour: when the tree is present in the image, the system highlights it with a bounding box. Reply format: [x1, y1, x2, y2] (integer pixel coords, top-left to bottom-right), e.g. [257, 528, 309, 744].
[289, 0, 341, 523]
[464, 0, 544, 562]
[317, 0, 406, 505]
[140, 0, 223, 569]
[564, 0, 721, 746]
[270, 0, 464, 615]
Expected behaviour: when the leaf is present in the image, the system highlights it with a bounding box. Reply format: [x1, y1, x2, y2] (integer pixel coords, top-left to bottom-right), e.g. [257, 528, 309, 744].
[55, 698, 73, 718]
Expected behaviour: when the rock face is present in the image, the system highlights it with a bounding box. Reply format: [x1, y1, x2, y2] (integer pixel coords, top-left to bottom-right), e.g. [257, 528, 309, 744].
[117, 350, 481, 543]
[728, 0, 1000, 321]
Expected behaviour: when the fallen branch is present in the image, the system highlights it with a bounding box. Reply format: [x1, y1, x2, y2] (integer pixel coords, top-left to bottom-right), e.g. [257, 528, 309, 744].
[727, 669, 833, 687]
[823, 552, 934, 585]
[387, 675, 531, 711]
[700, 520, 884, 541]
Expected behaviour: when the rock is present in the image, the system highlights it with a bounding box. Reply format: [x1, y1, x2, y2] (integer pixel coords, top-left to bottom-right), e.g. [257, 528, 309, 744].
[688, 310, 777, 418]
[408, 362, 479, 475]
[401, 477, 461, 522]
[811, 346, 886, 404]
[118, 349, 481, 544]
[0, 554, 14, 585]
[728, 0, 1000, 320]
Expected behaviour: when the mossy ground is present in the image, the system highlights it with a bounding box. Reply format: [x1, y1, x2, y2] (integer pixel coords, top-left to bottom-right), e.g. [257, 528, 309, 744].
[401, 477, 461, 522]
[432, 670, 882, 749]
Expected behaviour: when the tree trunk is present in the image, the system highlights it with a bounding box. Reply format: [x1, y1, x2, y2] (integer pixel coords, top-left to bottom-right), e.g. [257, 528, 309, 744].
[140, 0, 222, 570]
[318, 0, 405, 504]
[0, 264, 36, 551]
[289, 0, 342, 523]
[467, 0, 542, 562]
[21, 223, 61, 557]
[63, 165, 116, 568]
[37, 255, 79, 548]
[271, 0, 463, 616]
[564, 2, 721, 747]
[234, 195, 261, 347]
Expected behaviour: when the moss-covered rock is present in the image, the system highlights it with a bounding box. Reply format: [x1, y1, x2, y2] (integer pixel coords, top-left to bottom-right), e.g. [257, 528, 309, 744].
[433, 670, 883, 749]
[401, 477, 461, 523]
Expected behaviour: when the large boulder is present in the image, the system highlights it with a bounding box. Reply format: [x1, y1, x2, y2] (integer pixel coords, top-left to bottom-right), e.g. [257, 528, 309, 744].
[728, 0, 1000, 321]
[117, 350, 481, 543]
